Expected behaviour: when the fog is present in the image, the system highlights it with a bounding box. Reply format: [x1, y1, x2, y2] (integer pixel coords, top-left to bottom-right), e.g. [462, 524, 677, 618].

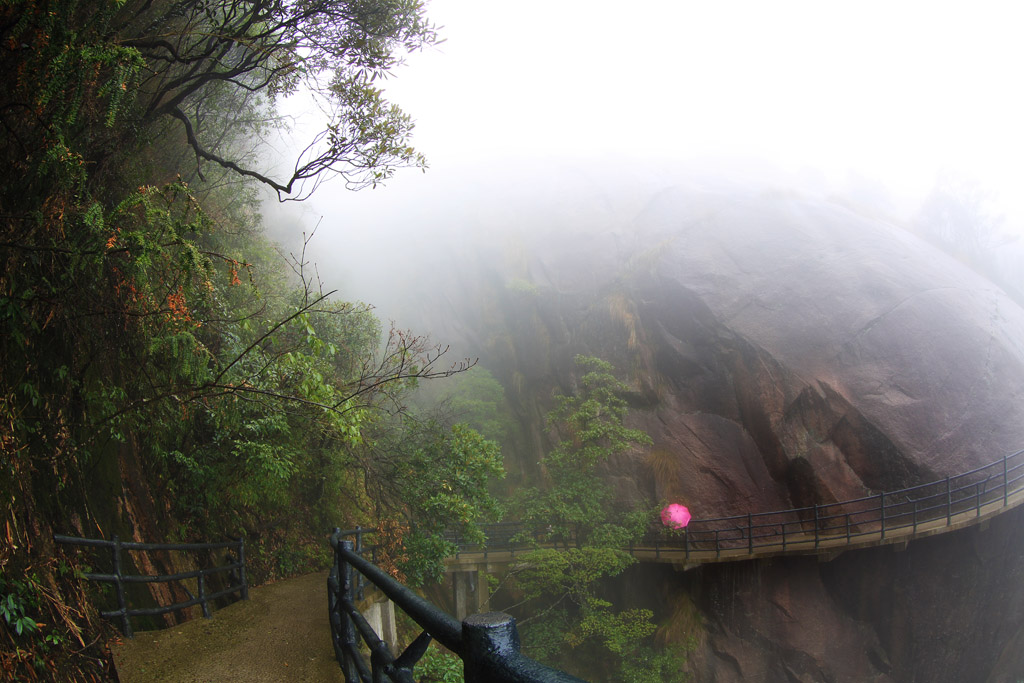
[266, 0, 1024, 328]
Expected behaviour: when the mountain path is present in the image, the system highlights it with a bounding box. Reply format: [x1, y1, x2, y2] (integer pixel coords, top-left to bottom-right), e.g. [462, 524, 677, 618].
[111, 571, 344, 682]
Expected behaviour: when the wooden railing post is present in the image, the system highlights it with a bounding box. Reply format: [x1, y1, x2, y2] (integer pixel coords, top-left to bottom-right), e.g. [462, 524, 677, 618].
[813, 505, 819, 550]
[112, 535, 132, 638]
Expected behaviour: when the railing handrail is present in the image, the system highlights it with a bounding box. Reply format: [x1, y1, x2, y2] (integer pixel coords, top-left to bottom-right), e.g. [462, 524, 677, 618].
[54, 534, 248, 637]
[328, 528, 585, 682]
[441, 448, 1024, 564]
[53, 535, 243, 552]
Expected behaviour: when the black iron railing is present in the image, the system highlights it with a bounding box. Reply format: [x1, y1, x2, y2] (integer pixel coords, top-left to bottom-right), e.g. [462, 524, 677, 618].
[447, 449, 1024, 563]
[54, 534, 248, 637]
[328, 528, 584, 682]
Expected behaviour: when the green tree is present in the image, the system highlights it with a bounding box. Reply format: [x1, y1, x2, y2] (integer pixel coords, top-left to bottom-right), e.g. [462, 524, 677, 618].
[0, 0, 501, 674]
[518, 355, 652, 546]
[505, 355, 668, 682]
[412, 366, 514, 443]
[360, 418, 505, 585]
[119, 0, 439, 199]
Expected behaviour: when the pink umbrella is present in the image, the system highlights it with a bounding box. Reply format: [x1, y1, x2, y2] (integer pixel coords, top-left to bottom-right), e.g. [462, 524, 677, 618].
[660, 503, 691, 529]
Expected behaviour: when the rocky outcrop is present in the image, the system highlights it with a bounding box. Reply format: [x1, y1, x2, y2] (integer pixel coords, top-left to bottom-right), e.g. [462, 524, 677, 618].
[380, 179, 1024, 681]
[438, 187, 1024, 509]
[678, 503, 1024, 682]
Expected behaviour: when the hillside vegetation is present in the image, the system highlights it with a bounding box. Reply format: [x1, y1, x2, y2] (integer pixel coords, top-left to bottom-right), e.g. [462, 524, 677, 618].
[0, 0, 506, 678]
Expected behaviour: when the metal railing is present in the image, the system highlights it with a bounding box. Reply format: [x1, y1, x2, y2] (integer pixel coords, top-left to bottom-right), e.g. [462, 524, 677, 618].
[327, 450, 1024, 679]
[447, 449, 1024, 564]
[328, 528, 584, 682]
[54, 534, 248, 637]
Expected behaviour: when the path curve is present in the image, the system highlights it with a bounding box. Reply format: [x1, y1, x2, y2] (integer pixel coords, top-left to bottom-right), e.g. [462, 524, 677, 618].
[111, 571, 344, 682]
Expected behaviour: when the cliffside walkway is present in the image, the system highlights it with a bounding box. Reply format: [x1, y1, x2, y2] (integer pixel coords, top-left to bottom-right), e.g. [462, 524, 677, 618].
[446, 448, 1024, 569]
[111, 571, 344, 682]
[108, 450, 1024, 681]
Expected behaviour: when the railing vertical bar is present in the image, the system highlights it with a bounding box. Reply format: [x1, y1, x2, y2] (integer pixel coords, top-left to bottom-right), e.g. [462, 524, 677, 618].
[371, 650, 386, 683]
[747, 513, 753, 554]
[879, 493, 886, 541]
[813, 505, 819, 550]
[845, 513, 850, 543]
[55, 535, 247, 638]
[112, 535, 132, 638]
[913, 501, 918, 534]
[199, 570, 210, 619]
[946, 476, 952, 525]
[1004, 455, 1009, 506]
[337, 539, 360, 682]
[977, 481, 982, 517]
[715, 529, 721, 559]
[355, 526, 365, 601]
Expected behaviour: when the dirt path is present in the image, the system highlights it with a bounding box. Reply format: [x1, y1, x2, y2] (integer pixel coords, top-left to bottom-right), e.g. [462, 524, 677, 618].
[111, 571, 345, 682]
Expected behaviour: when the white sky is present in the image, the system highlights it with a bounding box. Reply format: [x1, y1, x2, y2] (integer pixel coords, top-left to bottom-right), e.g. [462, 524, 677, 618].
[262, 0, 1024, 328]
[335, 0, 1024, 226]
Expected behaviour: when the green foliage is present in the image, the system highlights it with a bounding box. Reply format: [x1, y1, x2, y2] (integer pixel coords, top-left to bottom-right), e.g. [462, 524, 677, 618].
[505, 277, 539, 296]
[1, 0, 483, 677]
[0, 576, 40, 637]
[365, 420, 505, 585]
[504, 355, 674, 682]
[416, 645, 465, 683]
[520, 607, 574, 662]
[0, 568, 98, 679]
[2, 0, 144, 197]
[572, 607, 656, 655]
[618, 646, 690, 683]
[514, 548, 635, 603]
[413, 366, 514, 442]
[115, 0, 439, 197]
[517, 355, 652, 546]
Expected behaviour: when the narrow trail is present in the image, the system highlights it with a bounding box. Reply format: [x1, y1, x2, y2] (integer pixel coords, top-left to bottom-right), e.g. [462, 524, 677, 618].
[111, 571, 344, 682]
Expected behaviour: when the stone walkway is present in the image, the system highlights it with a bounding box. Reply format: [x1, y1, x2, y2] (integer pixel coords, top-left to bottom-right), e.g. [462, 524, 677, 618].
[111, 571, 345, 682]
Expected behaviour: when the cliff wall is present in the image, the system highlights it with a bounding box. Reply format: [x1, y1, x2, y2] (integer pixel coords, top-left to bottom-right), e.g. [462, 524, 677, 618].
[387, 181, 1024, 681]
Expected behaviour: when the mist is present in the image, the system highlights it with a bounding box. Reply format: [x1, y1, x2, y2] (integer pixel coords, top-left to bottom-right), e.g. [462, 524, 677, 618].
[261, 0, 1024, 340]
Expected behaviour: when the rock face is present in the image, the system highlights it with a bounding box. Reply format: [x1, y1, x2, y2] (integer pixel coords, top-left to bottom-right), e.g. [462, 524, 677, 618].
[620, 187, 1024, 519]
[377, 180, 1024, 681]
